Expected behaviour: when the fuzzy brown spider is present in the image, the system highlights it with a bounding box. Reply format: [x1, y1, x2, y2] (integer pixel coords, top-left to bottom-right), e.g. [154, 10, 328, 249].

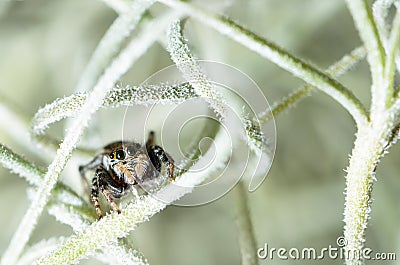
[79, 131, 174, 219]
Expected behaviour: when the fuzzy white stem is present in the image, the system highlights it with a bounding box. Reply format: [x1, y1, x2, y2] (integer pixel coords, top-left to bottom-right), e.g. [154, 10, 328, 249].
[32, 83, 195, 135]
[75, 0, 155, 92]
[232, 182, 259, 265]
[167, 20, 227, 119]
[373, 0, 393, 42]
[158, 0, 368, 127]
[343, 115, 392, 265]
[96, 243, 149, 265]
[373, 0, 400, 74]
[259, 46, 366, 124]
[35, 126, 229, 265]
[344, 0, 385, 116]
[16, 238, 65, 265]
[0, 144, 43, 187]
[382, 7, 400, 107]
[1, 8, 178, 265]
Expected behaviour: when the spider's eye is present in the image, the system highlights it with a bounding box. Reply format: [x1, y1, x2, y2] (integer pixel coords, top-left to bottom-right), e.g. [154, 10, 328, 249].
[109, 153, 114, 159]
[126, 146, 136, 155]
[116, 150, 125, 160]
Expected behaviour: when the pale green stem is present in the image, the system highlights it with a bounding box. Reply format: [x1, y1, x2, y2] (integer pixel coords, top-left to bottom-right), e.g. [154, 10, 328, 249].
[0, 100, 54, 161]
[1, 8, 177, 265]
[157, 0, 368, 127]
[373, 0, 393, 42]
[35, 52, 217, 264]
[343, 114, 393, 265]
[167, 20, 227, 118]
[166, 17, 268, 190]
[36, 125, 230, 265]
[0, 144, 83, 206]
[344, 0, 386, 116]
[232, 182, 259, 265]
[0, 143, 92, 223]
[16, 238, 64, 265]
[95, 243, 149, 265]
[383, 7, 400, 106]
[259, 46, 366, 124]
[373, 0, 400, 75]
[0, 144, 44, 187]
[31, 83, 194, 135]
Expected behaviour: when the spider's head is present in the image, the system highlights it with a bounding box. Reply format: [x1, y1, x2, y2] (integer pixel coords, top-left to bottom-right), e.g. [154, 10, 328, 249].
[105, 142, 150, 181]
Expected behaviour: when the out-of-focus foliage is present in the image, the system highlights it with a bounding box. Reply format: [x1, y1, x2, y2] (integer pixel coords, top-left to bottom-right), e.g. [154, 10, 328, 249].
[0, 0, 398, 264]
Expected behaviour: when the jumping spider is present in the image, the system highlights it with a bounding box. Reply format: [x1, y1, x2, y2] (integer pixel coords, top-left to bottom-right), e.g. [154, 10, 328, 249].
[79, 131, 175, 219]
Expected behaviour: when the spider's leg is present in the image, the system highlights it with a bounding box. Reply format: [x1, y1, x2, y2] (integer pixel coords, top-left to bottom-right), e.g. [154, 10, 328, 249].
[101, 189, 121, 214]
[145, 131, 156, 150]
[79, 154, 104, 194]
[149, 145, 175, 181]
[91, 168, 104, 219]
[113, 163, 136, 185]
[131, 185, 140, 199]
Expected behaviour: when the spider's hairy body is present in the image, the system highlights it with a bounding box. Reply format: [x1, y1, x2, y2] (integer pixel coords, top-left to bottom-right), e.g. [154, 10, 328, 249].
[79, 132, 174, 219]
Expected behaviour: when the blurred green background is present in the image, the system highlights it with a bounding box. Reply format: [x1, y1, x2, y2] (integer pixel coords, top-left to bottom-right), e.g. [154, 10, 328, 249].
[0, 0, 399, 264]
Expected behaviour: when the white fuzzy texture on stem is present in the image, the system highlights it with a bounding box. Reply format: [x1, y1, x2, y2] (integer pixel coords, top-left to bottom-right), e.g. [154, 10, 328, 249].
[373, 0, 400, 74]
[0, 144, 44, 187]
[382, 7, 400, 107]
[36, 15, 237, 263]
[258, 46, 366, 125]
[0, 101, 54, 161]
[167, 18, 268, 192]
[95, 244, 149, 265]
[158, 0, 368, 127]
[31, 83, 195, 135]
[232, 182, 259, 265]
[373, 0, 393, 42]
[35, 127, 230, 265]
[167, 20, 227, 119]
[345, 0, 385, 116]
[75, 0, 155, 92]
[1, 8, 179, 265]
[1, 124, 140, 264]
[16, 238, 65, 265]
[343, 115, 392, 265]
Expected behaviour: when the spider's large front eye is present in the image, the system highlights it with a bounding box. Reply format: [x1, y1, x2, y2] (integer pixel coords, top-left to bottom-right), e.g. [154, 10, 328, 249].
[116, 150, 125, 160]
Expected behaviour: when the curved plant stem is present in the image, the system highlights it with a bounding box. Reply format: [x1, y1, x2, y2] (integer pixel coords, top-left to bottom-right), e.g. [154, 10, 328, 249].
[0, 143, 85, 205]
[373, 0, 394, 42]
[95, 243, 149, 265]
[383, 7, 400, 106]
[167, 20, 227, 119]
[1, 6, 178, 265]
[259, 46, 366, 124]
[35, 123, 229, 265]
[0, 144, 43, 187]
[343, 117, 393, 265]
[232, 182, 259, 265]
[158, 0, 369, 127]
[373, 0, 400, 77]
[31, 83, 195, 135]
[74, 0, 155, 92]
[344, 0, 386, 115]
[16, 237, 65, 265]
